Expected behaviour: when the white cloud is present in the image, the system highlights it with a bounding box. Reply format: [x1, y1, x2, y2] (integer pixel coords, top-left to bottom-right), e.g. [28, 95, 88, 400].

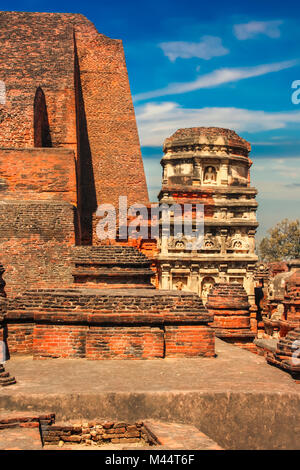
[233, 20, 283, 40]
[252, 158, 300, 202]
[159, 36, 229, 62]
[133, 60, 297, 102]
[135, 101, 300, 147]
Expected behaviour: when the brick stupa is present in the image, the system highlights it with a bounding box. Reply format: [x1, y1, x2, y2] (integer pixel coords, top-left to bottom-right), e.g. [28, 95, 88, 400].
[206, 282, 257, 351]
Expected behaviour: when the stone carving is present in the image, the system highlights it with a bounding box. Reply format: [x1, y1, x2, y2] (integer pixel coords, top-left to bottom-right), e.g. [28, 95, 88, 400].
[202, 235, 221, 251]
[168, 238, 188, 251]
[158, 127, 258, 301]
[201, 277, 215, 305]
[204, 166, 217, 183]
[227, 234, 249, 251]
[175, 280, 184, 291]
[229, 164, 248, 186]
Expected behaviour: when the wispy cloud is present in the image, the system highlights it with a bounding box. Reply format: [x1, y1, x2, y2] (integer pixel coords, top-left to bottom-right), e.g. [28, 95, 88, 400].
[159, 36, 229, 62]
[136, 102, 300, 146]
[133, 60, 297, 102]
[233, 20, 283, 40]
[285, 183, 300, 187]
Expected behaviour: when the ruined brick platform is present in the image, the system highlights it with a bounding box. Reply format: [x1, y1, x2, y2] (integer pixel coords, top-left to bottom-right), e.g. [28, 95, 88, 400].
[72, 245, 155, 288]
[0, 339, 299, 450]
[4, 288, 214, 360]
[0, 411, 222, 450]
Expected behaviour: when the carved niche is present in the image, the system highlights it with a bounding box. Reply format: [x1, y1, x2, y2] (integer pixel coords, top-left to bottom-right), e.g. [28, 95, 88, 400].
[203, 166, 217, 184]
[201, 276, 215, 305]
[226, 233, 249, 252]
[201, 234, 221, 251]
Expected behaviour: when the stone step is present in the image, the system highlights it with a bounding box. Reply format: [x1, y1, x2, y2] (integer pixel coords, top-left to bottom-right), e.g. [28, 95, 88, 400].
[143, 420, 223, 450]
[0, 376, 16, 386]
[0, 427, 43, 450]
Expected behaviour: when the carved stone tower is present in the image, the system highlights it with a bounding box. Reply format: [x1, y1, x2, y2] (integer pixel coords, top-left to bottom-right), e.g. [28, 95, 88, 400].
[157, 127, 258, 303]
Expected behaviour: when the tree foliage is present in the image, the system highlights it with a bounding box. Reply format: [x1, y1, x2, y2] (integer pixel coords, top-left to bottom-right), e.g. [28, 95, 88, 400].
[258, 218, 300, 262]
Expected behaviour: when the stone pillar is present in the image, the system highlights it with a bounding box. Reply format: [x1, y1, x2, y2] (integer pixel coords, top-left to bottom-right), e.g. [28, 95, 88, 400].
[248, 229, 256, 255]
[220, 161, 228, 185]
[245, 266, 256, 306]
[220, 229, 228, 255]
[160, 264, 171, 290]
[218, 263, 228, 282]
[190, 264, 199, 294]
[193, 159, 201, 186]
[160, 226, 169, 256]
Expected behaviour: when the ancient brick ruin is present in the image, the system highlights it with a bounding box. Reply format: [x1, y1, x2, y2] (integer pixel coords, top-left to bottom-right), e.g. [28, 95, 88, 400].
[0, 11, 215, 363]
[254, 260, 300, 381]
[0, 10, 299, 388]
[0, 11, 149, 298]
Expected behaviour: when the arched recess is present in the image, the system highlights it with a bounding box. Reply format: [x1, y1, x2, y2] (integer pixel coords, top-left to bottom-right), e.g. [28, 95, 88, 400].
[34, 87, 52, 147]
[201, 276, 215, 305]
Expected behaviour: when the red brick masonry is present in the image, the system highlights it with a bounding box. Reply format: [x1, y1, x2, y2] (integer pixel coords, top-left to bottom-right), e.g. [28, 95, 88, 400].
[206, 282, 257, 352]
[2, 288, 215, 360]
[0, 412, 223, 450]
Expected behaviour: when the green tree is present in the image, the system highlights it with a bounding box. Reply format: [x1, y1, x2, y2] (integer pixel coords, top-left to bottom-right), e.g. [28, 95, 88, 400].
[258, 219, 300, 262]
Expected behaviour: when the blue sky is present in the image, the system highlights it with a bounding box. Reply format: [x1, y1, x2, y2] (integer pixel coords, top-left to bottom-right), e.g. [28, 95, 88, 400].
[1, 0, 300, 239]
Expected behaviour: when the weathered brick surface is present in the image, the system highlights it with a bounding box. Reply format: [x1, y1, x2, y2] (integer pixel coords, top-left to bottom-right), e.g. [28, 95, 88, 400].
[0, 12, 220, 363]
[41, 420, 146, 446]
[3, 288, 214, 359]
[207, 283, 256, 352]
[0, 412, 222, 450]
[0, 201, 75, 296]
[165, 325, 215, 358]
[0, 148, 77, 204]
[267, 269, 300, 381]
[72, 245, 154, 288]
[33, 325, 87, 359]
[0, 11, 148, 246]
[86, 326, 164, 360]
[0, 363, 16, 386]
[5, 324, 34, 356]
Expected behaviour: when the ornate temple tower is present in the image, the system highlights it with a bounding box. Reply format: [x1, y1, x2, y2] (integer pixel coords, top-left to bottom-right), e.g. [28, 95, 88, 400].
[157, 127, 258, 303]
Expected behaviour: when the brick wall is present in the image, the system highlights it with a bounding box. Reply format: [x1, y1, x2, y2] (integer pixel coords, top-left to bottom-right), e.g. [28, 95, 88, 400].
[4, 324, 34, 356]
[0, 11, 149, 246]
[33, 325, 87, 359]
[0, 201, 75, 296]
[0, 12, 82, 150]
[165, 325, 215, 358]
[42, 420, 146, 446]
[86, 326, 164, 360]
[0, 148, 77, 204]
[3, 288, 215, 359]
